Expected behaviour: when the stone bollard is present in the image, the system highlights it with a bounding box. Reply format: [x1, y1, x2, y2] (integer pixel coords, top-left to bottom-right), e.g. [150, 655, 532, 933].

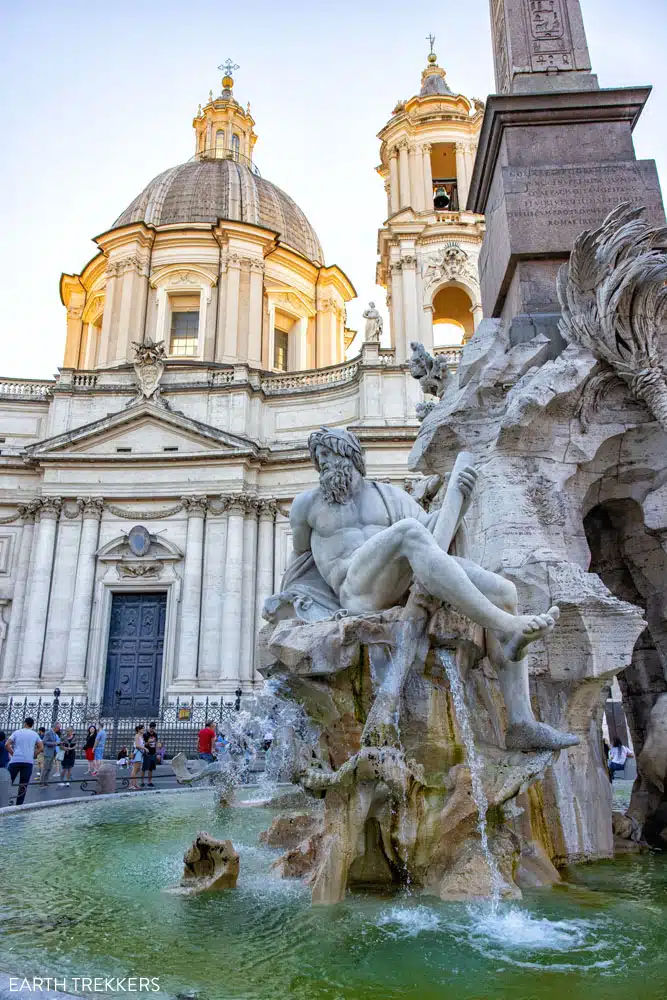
[0, 766, 10, 807]
[95, 761, 116, 795]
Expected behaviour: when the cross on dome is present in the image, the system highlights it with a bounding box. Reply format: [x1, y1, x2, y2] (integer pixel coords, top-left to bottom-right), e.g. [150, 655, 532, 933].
[218, 58, 239, 77]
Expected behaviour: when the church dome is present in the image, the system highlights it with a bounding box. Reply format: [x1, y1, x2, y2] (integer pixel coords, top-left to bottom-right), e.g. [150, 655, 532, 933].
[114, 158, 324, 265]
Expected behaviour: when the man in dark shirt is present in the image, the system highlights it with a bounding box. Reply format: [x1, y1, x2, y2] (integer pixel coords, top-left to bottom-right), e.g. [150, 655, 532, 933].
[198, 721, 216, 762]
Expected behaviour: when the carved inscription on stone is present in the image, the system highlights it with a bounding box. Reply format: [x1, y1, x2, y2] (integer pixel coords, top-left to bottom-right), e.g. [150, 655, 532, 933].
[503, 164, 666, 250]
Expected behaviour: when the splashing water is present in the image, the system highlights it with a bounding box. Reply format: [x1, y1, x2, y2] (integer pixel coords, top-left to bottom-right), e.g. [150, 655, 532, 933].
[377, 905, 441, 937]
[438, 649, 503, 908]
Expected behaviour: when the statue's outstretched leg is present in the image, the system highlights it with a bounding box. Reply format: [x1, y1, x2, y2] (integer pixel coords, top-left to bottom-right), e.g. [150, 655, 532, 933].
[452, 558, 579, 751]
[341, 521, 558, 656]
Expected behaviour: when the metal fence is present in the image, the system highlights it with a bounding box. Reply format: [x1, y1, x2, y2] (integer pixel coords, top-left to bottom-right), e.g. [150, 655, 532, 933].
[0, 696, 242, 760]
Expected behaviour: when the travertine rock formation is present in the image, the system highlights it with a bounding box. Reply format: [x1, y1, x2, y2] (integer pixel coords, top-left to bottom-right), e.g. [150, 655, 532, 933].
[410, 313, 661, 860]
[260, 602, 561, 904]
[180, 833, 239, 892]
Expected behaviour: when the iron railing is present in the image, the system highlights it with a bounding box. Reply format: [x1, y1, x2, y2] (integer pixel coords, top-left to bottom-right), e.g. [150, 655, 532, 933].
[0, 695, 242, 760]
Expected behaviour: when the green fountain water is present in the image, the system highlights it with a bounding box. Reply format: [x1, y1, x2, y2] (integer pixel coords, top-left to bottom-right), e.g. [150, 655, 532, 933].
[1, 793, 665, 1000]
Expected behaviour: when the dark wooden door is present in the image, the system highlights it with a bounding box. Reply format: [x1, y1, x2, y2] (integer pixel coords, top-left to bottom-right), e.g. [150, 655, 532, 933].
[103, 593, 166, 716]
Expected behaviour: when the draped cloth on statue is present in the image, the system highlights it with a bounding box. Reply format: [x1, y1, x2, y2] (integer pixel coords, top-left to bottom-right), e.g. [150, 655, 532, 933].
[275, 481, 466, 622]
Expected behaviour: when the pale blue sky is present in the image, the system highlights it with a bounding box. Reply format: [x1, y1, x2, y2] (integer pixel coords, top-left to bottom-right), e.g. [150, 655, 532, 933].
[0, 0, 665, 377]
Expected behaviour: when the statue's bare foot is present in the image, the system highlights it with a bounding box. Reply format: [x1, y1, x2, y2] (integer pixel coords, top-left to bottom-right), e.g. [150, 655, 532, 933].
[506, 720, 579, 752]
[501, 606, 560, 662]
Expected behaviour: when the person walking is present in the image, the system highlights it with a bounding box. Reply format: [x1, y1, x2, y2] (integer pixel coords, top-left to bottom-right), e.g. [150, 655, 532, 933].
[41, 722, 62, 787]
[608, 738, 634, 781]
[142, 723, 159, 788]
[83, 726, 96, 774]
[198, 720, 216, 762]
[35, 727, 46, 780]
[92, 723, 107, 774]
[129, 725, 145, 790]
[6, 718, 43, 805]
[59, 727, 77, 786]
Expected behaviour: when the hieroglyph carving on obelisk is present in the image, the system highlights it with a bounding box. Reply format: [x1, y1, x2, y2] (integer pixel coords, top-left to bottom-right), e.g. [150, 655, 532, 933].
[490, 0, 597, 94]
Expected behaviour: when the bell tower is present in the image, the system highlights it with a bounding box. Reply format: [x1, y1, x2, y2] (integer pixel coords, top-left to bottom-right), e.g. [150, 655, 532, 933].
[376, 41, 485, 361]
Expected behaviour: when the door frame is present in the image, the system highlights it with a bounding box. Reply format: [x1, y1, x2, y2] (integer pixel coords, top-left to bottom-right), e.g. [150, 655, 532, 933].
[88, 576, 180, 706]
[101, 590, 168, 715]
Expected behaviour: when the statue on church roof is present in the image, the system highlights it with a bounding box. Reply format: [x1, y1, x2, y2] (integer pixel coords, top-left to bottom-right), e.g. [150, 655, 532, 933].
[362, 301, 383, 342]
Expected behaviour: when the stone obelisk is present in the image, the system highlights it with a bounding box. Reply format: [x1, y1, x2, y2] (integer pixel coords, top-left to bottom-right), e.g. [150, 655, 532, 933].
[468, 0, 665, 352]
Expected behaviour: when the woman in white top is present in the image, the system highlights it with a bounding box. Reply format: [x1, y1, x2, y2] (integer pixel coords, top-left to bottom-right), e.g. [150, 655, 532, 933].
[608, 738, 633, 781]
[129, 725, 145, 791]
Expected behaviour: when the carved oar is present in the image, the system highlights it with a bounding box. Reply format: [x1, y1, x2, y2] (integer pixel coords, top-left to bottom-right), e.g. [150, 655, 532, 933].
[360, 450, 476, 747]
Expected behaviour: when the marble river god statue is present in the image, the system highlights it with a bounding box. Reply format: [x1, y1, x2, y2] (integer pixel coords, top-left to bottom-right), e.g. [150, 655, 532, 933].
[259, 427, 580, 904]
[267, 426, 576, 752]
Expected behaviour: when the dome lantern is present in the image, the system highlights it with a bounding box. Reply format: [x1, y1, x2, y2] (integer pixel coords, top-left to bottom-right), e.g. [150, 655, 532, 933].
[192, 59, 257, 169]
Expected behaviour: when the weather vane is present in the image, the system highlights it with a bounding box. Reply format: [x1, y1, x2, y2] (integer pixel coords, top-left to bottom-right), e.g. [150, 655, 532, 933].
[426, 33, 436, 56]
[218, 58, 239, 77]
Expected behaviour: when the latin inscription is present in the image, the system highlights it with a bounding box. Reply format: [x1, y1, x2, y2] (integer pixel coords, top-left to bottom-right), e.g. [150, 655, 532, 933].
[504, 165, 665, 249]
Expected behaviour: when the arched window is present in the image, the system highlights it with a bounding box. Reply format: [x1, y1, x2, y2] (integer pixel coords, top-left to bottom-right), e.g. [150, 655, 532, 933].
[231, 134, 240, 161]
[432, 285, 474, 346]
[215, 130, 225, 158]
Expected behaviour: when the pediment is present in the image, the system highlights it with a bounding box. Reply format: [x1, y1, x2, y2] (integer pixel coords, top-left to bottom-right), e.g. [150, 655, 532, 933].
[25, 402, 258, 460]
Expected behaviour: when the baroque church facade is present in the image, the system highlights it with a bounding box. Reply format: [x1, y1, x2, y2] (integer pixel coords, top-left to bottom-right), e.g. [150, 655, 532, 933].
[0, 53, 484, 714]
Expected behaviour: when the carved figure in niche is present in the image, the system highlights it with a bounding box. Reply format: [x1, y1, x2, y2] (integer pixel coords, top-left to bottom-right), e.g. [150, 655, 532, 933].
[266, 426, 578, 750]
[128, 338, 170, 409]
[362, 302, 383, 342]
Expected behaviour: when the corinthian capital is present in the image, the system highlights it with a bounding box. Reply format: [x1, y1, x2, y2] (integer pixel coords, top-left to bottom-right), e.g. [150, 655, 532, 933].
[79, 496, 105, 520]
[181, 495, 208, 517]
[258, 499, 279, 520]
[38, 497, 63, 520]
[220, 494, 246, 516]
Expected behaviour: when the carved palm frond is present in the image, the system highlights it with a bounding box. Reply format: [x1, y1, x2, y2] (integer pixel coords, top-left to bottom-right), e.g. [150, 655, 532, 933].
[558, 202, 667, 432]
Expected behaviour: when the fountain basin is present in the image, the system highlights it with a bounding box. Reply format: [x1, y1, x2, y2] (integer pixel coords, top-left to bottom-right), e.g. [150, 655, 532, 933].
[1, 792, 667, 1000]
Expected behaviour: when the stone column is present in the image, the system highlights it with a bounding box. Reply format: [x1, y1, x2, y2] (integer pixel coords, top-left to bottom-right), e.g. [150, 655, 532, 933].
[421, 304, 435, 351]
[219, 496, 245, 686]
[247, 260, 264, 367]
[409, 146, 424, 212]
[1, 503, 37, 683]
[390, 261, 406, 362]
[239, 500, 259, 689]
[401, 256, 419, 351]
[472, 302, 484, 329]
[422, 143, 433, 211]
[43, 501, 86, 681]
[19, 497, 62, 683]
[198, 501, 228, 680]
[223, 254, 241, 359]
[398, 141, 410, 210]
[455, 143, 470, 210]
[388, 149, 400, 215]
[255, 501, 276, 665]
[175, 496, 208, 682]
[292, 317, 308, 371]
[64, 497, 104, 685]
[265, 300, 276, 370]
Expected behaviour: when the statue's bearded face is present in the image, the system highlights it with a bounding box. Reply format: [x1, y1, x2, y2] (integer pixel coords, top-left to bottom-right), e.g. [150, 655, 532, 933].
[316, 446, 354, 505]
